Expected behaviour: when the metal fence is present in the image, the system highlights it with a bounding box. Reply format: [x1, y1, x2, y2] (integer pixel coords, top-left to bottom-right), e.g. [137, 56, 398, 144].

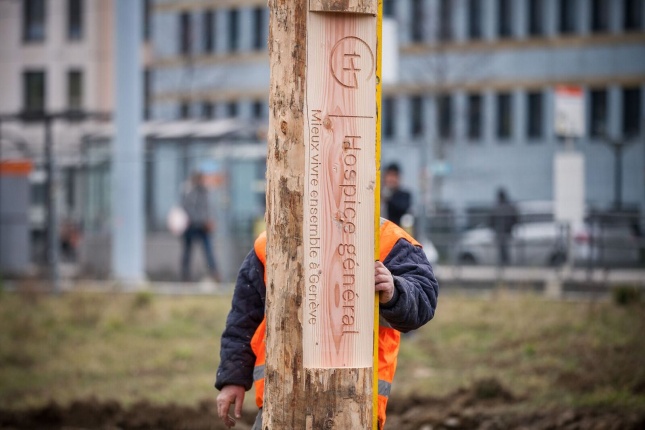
[415, 208, 645, 270]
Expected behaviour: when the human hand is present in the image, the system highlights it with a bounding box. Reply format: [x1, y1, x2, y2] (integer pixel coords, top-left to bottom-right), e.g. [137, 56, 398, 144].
[216, 385, 245, 428]
[375, 261, 395, 304]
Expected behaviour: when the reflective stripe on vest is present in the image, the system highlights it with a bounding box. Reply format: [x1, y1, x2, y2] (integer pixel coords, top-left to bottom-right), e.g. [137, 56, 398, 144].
[250, 220, 419, 428]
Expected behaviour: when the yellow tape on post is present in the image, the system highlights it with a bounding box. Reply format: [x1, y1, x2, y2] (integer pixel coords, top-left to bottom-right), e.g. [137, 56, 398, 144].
[373, 0, 383, 428]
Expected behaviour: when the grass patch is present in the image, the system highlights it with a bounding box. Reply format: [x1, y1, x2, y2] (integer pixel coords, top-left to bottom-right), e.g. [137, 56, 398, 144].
[0, 291, 643, 414]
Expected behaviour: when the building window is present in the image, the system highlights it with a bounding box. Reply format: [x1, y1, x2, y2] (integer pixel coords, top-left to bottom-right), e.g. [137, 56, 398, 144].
[498, 0, 513, 38]
[410, 96, 424, 137]
[143, 0, 152, 41]
[559, 0, 577, 34]
[23, 0, 46, 42]
[497, 93, 513, 140]
[67, 0, 83, 40]
[437, 95, 452, 139]
[383, 0, 395, 17]
[623, 87, 642, 137]
[528, 0, 544, 36]
[227, 101, 238, 117]
[252, 101, 264, 119]
[526, 91, 543, 139]
[203, 10, 214, 53]
[591, 0, 610, 33]
[383, 97, 394, 138]
[143, 69, 152, 120]
[67, 70, 83, 111]
[23, 70, 46, 113]
[468, 0, 482, 40]
[229, 9, 239, 52]
[438, 0, 453, 41]
[180, 102, 190, 119]
[589, 89, 608, 138]
[253, 7, 264, 50]
[411, 0, 425, 42]
[624, 0, 643, 31]
[202, 102, 214, 119]
[180, 12, 192, 55]
[467, 94, 483, 140]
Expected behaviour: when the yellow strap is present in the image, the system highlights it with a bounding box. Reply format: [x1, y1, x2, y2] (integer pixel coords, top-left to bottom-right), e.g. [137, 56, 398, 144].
[373, 1, 383, 428]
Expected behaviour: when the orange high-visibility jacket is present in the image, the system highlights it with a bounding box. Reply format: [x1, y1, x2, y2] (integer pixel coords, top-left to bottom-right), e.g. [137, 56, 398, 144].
[242, 219, 437, 429]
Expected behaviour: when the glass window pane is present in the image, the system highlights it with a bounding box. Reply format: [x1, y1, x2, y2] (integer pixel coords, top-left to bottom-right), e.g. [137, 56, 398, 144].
[497, 93, 513, 139]
[229, 9, 239, 52]
[468, 94, 483, 140]
[591, 0, 610, 33]
[23, 71, 46, 113]
[623, 87, 642, 137]
[624, 0, 643, 30]
[589, 89, 607, 137]
[383, 0, 395, 17]
[68, 70, 83, 110]
[559, 0, 577, 34]
[498, 0, 513, 37]
[468, 0, 482, 39]
[203, 10, 214, 53]
[23, 0, 46, 42]
[180, 12, 192, 55]
[438, 95, 452, 139]
[411, 96, 424, 137]
[411, 0, 425, 42]
[527, 91, 543, 139]
[227, 101, 238, 117]
[68, 0, 83, 40]
[253, 7, 264, 50]
[528, 0, 544, 36]
[252, 101, 264, 119]
[438, 0, 453, 41]
[383, 97, 394, 138]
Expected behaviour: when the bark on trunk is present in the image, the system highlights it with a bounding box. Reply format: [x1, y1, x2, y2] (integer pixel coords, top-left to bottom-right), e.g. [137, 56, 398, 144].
[265, 0, 378, 428]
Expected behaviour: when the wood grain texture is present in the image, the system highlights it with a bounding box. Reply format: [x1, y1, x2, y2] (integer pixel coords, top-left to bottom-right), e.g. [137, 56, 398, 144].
[303, 13, 376, 369]
[264, 0, 377, 428]
[310, 0, 377, 14]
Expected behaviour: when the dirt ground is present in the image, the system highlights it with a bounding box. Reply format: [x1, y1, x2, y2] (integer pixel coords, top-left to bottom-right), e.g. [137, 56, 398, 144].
[1, 380, 643, 430]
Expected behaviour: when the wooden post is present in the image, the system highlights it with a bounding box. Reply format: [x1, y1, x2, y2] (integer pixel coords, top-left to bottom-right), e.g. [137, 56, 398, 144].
[265, 0, 378, 428]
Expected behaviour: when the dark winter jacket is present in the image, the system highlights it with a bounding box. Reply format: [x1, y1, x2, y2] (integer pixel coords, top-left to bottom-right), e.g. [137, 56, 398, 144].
[215, 229, 439, 391]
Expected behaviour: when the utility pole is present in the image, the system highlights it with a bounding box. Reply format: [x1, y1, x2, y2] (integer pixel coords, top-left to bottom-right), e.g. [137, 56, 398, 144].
[265, 0, 379, 428]
[43, 115, 60, 293]
[112, 0, 145, 284]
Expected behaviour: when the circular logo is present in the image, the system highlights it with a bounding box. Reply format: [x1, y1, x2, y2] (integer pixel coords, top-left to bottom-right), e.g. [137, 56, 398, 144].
[330, 36, 375, 89]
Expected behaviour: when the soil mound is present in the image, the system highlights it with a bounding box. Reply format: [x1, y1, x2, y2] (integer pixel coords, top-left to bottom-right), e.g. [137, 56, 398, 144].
[1, 381, 643, 430]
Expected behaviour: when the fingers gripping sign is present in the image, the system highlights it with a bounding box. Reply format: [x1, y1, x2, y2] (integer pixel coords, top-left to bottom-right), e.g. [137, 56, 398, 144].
[374, 261, 395, 304]
[216, 385, 245, 428]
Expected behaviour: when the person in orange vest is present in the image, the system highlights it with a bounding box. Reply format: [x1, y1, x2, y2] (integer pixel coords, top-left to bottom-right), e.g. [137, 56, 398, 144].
[215, 219, 439, 429]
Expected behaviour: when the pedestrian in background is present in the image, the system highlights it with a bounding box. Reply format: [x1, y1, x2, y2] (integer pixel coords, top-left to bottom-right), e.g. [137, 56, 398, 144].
[382, 163, 412, 227]
[489, 188, 519, 266]
[180, 171, 220, 282]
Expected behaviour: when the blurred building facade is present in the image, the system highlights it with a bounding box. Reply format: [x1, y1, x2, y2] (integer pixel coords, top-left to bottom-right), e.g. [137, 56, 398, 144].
[2, 0, 644, 277]
[0, 0, 153, 263]
[149, 0, 645, 221]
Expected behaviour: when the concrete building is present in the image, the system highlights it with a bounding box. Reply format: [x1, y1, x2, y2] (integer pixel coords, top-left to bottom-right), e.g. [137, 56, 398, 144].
[149, 0, 645, 223]
[0, 0, 153, 265]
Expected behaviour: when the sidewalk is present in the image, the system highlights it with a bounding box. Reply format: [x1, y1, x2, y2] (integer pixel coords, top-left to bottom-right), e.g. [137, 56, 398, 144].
[435, 265, 645, 286]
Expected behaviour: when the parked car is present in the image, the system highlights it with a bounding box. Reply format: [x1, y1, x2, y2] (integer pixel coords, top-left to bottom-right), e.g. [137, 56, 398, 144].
[422, 240, 439, 265]
[455, 221, 641, 267]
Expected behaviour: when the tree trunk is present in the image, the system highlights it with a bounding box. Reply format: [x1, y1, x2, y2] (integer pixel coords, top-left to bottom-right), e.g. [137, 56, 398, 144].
[265, 0, 378, 428]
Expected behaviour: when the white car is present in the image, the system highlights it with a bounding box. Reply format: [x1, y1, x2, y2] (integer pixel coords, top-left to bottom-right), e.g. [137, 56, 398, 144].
[455, 221, 640, 267]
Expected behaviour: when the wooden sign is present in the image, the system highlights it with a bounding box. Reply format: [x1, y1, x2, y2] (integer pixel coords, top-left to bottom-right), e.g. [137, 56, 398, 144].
[310, 0, 377, 14]
[303, 8, 377, 369]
